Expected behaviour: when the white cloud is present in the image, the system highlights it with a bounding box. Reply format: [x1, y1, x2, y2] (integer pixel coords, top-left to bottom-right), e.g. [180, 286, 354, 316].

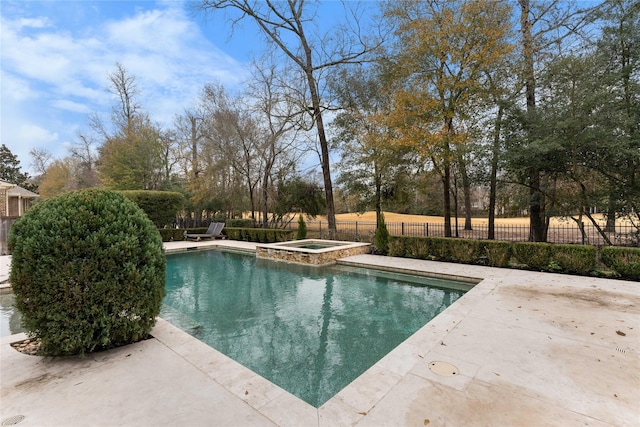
[52, 99, 92, 114]
[16, 124, 59, 144]
[1, 1, 251, 174]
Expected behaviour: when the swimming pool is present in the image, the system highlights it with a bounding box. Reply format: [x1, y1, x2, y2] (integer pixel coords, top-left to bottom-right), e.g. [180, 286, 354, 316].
[162, 249, 468, 407]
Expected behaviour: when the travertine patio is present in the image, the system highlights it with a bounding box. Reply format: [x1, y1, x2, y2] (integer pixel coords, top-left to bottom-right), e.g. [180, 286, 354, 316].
[1, 240, 638, 426]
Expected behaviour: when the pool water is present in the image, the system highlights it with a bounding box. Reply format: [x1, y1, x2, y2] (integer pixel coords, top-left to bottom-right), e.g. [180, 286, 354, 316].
[162, 250, 467, 407]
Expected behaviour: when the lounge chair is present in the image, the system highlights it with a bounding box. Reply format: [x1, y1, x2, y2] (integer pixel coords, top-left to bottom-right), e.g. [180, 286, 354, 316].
[184, 222, 226, 241]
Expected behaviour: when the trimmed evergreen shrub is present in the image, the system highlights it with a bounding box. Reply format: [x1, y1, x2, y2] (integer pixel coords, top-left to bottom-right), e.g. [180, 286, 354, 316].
[8, 189, 166, 356]
[374, 213, 390, 254]
[513, 242, 552, 270]
[481, 241, 513, 267]
[119, 190, 184, 228]
[550, 244, 596, 275]
[158, 228, 185, 242]
[426, 237, 451, 260]
[601, 246, 640, 280]
[388, 236, 406, 257]
[448, 239, 482, 263]
[297, 215, 307, 240]
[226, 218, 255, 228]
[404, 237, 431, 259]
[224, 227, 292, 243]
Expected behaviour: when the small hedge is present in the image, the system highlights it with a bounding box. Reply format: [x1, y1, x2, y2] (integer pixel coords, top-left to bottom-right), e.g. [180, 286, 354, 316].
[8, 189, 166, 356]
[449, 238, 482, 263]
[225, 218, 256, 228]
[158, 228, 185, 242]
[224, 227, 292, 243]
[119, 190, 184, 228]
[601, 246, 640, 280]
[482, 240, 512, 267]
[388, 236, 406, 257]
[389, 236, 477, 263]
[550, 244, 596, 275]
[512, 242, 552, 270]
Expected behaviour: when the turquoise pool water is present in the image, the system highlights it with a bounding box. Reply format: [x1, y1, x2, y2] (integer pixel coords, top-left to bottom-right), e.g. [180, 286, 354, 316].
[162, 250, 467, 407]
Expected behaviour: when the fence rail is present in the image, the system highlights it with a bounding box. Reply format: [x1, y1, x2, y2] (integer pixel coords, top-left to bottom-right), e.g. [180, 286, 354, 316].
[286, 220, 638, 247]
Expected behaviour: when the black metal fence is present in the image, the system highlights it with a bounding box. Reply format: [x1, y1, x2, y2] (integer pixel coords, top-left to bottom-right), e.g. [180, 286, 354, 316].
[286, 220, 639, 247]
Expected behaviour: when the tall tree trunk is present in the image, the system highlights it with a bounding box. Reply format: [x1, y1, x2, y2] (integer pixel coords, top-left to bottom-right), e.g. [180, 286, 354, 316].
[443, 162, 452, 237]
[190, 116, 202, 225]
[488, 105, 504, 240]
[302, 43, 336, 236]
[309, 83, 337, 235]
[375, 163, 382, 225]
[262, 168, 270, 228]
[456, 151, 473, 230]
[605, 190, 617, 232]
[519, 0, 546, 242]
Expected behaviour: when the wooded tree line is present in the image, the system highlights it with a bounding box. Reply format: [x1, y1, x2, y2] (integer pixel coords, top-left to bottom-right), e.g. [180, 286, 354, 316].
[24, 0, 638, 242]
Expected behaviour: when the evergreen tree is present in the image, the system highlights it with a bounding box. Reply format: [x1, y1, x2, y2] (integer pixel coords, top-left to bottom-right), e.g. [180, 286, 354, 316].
[0, 144, 36, 191]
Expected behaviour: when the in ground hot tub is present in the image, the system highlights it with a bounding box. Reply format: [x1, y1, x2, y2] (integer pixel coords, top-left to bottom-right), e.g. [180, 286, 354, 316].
[256, 239, 371, 266]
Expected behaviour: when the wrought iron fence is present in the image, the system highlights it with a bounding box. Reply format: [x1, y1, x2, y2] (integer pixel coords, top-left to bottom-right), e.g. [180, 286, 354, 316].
[286, 220, 638, 247]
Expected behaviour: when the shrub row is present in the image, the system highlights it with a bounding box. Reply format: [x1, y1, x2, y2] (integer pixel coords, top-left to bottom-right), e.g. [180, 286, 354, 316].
[601, 247, 640, 280]
[389, 237, 513, 268]
[158, 228, 186, 242]
[388, 236, 637, 278]
[158, 226, 292, 243]
[225, 218, 256, 228]
[224, 227, 292, 243]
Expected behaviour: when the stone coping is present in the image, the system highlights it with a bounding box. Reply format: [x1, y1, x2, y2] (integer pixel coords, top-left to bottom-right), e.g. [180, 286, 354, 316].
[1, 241, 638, 426]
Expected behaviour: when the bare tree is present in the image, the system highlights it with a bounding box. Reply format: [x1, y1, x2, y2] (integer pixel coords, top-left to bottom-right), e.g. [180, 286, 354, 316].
[29, 148, 53, 176]
[108, 62, 140, 131]
[195, 0, 382, 235]
[249, 59, 304, 227]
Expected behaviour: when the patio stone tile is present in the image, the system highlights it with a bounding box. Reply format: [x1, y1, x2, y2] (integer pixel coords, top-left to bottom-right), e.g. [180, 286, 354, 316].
[333, 364, 402, 413]
[318, 395, 365, 427]
[258, 391, 318, 427]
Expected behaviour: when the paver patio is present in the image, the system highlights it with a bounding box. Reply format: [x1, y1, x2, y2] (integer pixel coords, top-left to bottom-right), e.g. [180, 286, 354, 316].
[1, 240, 638, 426]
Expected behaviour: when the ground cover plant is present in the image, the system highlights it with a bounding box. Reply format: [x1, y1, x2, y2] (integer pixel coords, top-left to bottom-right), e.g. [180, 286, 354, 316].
[8, 189, 166, 356]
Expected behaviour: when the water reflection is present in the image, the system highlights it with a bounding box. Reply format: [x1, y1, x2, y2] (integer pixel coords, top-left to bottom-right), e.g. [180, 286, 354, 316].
[163, 250, 465, 407]
[0, 292, 23, 337]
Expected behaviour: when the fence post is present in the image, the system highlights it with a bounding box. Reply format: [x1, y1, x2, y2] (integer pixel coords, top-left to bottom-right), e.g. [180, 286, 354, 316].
[424, 223, 428, 237]
[401, 222, 405, 236]
[355, 221, 358, 240]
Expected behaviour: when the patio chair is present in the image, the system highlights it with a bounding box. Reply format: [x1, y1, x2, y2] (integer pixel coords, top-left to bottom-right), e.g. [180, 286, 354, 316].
[184, 222, 226, 241]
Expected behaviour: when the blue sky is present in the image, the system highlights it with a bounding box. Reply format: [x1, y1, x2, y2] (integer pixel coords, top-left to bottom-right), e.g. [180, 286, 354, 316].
[1, 0, 287, 174]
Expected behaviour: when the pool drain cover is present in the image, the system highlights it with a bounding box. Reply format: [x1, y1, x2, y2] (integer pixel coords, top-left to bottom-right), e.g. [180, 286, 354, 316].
[428, 361, 459, 376]
[1, 415, 25, 426]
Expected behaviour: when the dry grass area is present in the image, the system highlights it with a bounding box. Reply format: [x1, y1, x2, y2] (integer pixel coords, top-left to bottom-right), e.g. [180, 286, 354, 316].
[316, 211, 632, 227]
[303, 212, 637, 246]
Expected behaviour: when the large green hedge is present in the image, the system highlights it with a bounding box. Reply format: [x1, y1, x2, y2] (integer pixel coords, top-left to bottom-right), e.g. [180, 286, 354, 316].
[224, 227, 292, 243]
[158, 228, 186, 242]
[512, 242, 552, 270]
[119, 190, 184, 228]
[601, 247, 640, 280]
[8, 189, 166, 356]
[388, 236, 634, 278]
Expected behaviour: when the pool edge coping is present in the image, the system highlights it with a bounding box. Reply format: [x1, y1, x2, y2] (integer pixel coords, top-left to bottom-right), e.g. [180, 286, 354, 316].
[0, 242, 492, 426]
[3, 241, 636, 426]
